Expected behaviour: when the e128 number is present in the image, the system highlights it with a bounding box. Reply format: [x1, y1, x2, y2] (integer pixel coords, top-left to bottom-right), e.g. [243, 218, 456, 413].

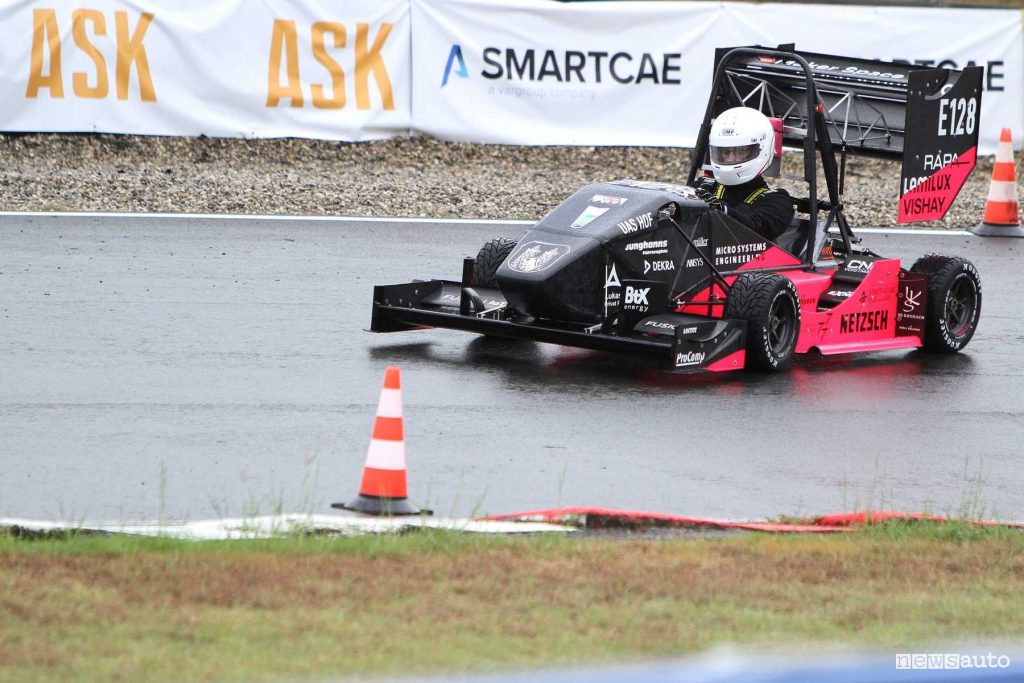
[938, 98, 977, 137]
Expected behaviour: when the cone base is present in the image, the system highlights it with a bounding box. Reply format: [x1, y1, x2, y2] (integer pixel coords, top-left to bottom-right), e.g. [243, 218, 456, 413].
[971, 222, 1024, 238]
[332, 495, 431, 517]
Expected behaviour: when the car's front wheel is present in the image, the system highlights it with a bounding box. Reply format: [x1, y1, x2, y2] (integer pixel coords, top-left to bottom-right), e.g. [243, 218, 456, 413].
[724, 273, 801, 371]
[910, 254, 982, 353]
[473, 237, 517, 288]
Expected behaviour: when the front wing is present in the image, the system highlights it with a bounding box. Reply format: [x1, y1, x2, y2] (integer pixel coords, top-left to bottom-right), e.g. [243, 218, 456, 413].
[370, 280, 747, 373]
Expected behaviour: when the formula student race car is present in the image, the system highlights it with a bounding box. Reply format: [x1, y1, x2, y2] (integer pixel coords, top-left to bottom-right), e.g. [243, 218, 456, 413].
[370, 46, 984, 373]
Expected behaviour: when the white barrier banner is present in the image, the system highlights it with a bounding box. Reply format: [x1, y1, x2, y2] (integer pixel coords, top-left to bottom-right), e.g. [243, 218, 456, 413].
[412, 0, 719, 147]
[0, 0, 411, 140]
[0, 0, 1020, 153]
[413, 0, 1022, 154]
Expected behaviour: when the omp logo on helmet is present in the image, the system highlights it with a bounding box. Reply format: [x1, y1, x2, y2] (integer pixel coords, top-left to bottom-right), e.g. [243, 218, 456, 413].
[508, 241, 570, 274]
[442, 44, 468, 87]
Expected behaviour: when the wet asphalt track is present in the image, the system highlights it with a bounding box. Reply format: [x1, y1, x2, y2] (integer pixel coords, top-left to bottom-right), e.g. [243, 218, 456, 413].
[2, 213, 1022, 523]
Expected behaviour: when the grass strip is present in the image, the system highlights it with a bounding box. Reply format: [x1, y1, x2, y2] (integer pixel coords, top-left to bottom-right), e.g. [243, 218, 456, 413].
[1, 521, 1022, 682]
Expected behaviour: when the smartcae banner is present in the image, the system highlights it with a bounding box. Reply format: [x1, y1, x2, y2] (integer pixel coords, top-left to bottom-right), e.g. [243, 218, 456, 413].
[413, 0, 718, 147]
[0, 0, 410, 140]
[412, 0, 1023, 154]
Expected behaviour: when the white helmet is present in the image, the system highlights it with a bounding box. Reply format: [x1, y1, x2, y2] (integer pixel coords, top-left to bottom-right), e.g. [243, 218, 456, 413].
[708, 107, 775, 186]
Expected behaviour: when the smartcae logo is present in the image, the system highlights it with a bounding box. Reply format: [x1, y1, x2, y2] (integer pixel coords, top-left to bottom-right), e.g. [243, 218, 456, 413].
[442, 45, 468, 87]
[442, 44, 682, 87]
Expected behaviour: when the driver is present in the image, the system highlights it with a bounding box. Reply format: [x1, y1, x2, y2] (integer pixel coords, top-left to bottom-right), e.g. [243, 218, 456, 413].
[693, 107, 794, 241]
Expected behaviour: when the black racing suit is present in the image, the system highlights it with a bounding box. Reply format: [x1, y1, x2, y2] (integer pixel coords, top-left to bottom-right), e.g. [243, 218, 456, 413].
[696, 175, 794, 242]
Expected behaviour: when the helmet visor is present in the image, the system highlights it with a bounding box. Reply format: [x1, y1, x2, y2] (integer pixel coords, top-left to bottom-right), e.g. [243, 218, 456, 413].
[710, 143, 761, 166]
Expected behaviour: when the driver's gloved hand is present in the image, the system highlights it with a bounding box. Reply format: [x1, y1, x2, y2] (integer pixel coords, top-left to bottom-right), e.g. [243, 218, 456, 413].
[694, 186, 726, 212]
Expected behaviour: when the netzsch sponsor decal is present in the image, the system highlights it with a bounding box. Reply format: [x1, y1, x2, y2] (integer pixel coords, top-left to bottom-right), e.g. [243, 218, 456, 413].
[481, 48, 681, 85]
[675, 350, 706, 367]
[617, 212, 653, 235]
[840, 310, 889, 334]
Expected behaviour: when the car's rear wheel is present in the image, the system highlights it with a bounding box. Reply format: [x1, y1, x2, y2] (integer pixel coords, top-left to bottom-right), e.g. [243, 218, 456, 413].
[910, 254, 982, 352]
[724, 273, 801, 371]
[474, 237, 517, 288]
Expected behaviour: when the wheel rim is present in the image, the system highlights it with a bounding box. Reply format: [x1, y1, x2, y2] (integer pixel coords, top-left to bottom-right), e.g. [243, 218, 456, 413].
[945, 273, 977, 338]
[768, 293, 797, 357]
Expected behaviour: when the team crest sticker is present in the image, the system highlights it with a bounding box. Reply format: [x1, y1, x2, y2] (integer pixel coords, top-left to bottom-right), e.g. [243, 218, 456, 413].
[571, 206, 609, 229]
[508, 241, 571, 274]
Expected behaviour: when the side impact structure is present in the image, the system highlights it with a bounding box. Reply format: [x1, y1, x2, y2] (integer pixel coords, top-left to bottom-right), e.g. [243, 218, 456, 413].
[972, 128, 1022, 238]
[333, 366, 430, 516]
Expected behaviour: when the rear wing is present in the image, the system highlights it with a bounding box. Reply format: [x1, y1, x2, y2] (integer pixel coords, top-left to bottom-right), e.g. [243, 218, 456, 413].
[693, 46, 983, 226]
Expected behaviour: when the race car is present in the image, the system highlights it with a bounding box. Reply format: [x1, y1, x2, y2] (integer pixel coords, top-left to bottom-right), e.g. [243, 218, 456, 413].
[370, 46, 983, 373]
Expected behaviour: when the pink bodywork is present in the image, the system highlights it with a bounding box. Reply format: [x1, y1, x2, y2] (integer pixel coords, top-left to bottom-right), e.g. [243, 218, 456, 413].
[675, 247, 923, 371]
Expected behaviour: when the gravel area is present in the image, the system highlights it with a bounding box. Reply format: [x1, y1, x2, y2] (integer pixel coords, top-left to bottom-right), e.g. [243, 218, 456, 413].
[0, 132, 1018, 229]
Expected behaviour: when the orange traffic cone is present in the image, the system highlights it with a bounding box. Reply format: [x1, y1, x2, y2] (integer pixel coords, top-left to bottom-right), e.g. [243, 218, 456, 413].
[332, 366, 430, 516]
[972, 128, 1023, 237]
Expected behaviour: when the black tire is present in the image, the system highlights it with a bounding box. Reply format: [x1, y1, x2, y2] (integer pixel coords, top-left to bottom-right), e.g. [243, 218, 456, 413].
[724, 273, 801, 371]
[910, 254, 981, 353]
[473, 237, 517, 287]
